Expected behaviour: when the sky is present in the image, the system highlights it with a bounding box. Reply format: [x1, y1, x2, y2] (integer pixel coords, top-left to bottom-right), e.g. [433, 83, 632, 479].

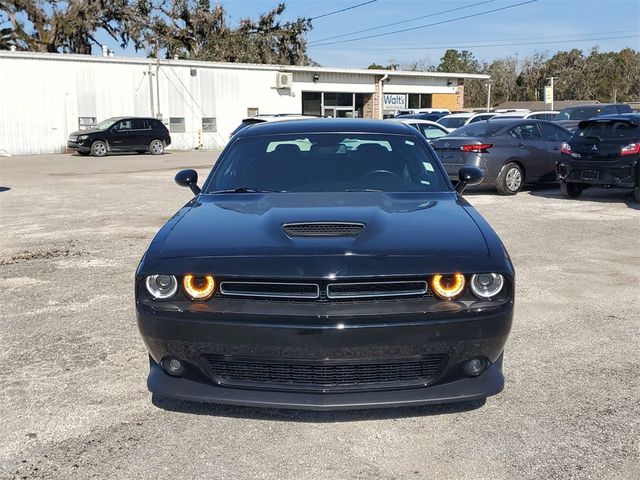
[98, 0, 640, 68]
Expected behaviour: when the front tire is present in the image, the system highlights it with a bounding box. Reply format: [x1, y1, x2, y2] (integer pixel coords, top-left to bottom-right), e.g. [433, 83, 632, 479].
[496, 162, 523, 195]
[90, 141, 107, 157]
[560, 181, 584, 198]
[149, 139, 165, 155]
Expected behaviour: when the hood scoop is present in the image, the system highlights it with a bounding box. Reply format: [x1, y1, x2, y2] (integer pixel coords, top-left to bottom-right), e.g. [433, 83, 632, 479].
[282, 222, 365, 238]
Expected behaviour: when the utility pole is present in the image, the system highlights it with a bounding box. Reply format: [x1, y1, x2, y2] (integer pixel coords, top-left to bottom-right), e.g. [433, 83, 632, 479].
[486, 81, 492, 112]
[147, 63, 155, 117]
[155, 37, 161, 119]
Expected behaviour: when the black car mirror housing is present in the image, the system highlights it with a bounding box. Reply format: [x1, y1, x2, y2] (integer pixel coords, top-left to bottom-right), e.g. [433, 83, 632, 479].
[175, 169, 201, 195]
[455, 166, 484, 194]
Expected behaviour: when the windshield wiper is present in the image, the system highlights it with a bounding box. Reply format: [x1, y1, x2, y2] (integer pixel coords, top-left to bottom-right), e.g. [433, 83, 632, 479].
[210, 187, 286, 194]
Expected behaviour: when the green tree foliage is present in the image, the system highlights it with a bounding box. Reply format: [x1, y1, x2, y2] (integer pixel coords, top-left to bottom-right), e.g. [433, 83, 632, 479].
[0, 0, 132, 53]
[426, 48, 640, 107]
[0, 0, 312, 65]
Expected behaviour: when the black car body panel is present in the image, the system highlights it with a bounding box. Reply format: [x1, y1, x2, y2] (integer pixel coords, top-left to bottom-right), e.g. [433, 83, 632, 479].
[557, 114, 640, 191]
[432, 119, 571, 185]
[67, 116, 171, 154]
[136, 119, 515, 410]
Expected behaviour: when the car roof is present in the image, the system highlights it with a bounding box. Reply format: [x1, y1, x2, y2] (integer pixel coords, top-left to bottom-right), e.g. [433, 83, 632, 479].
[236, 118, 414, 137]
[392, 118, 445, 126]
[579, 113, 640, 125]
[441, 112, 473, 118]
[241, 115, 318, 123]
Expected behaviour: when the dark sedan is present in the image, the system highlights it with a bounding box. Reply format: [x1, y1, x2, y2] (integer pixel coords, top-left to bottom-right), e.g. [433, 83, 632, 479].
[67, 116, 171, 156]
[135, 119, 514, 410]
[432, 119, 571, 194]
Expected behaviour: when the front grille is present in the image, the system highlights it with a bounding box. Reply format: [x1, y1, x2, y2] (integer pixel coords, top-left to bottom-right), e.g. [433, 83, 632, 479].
[219, 281, 319, 299]
[202, 355, 448, 392]
[283, 222, 365, 237]
[327, 281, 429, 299]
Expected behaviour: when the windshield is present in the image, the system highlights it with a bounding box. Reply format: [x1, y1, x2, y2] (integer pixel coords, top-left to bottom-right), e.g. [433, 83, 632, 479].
[437, 117, 469, 128]
[96, 118, 118, 130]
[555, 106, 603, 121]
[207, 133, 449, 193]
[450, 122, 505, 137]
[577, 121, 639, 141]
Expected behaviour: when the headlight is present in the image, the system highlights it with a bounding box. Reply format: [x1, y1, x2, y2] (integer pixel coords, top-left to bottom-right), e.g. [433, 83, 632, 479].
[77, 135, 88, 141]
[182, 274, 215, 300]
[431, 274, 465, 300]
[145, 274, 178, 300]
[470, 273, 505, 299]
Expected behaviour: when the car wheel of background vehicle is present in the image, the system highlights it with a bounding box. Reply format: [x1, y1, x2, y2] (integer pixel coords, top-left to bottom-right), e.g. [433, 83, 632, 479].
[496, 162, 523, 195]
[90, 141, 107, 157]
[149, 139, 164, 155]
[560, 181, 584, 198]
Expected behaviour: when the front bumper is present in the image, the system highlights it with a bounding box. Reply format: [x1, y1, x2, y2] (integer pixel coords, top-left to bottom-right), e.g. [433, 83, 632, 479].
[137, 299, 513, 410]
[67, 139, 90, 152]
[557, 159, 636, 188]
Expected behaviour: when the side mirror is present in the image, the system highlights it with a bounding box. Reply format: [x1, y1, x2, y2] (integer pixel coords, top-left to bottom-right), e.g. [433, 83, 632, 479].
[455, 166, 484, 194]
[175, 169, 201, 195]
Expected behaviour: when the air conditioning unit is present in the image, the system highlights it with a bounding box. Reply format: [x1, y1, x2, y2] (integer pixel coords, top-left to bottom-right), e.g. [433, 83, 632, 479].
[276, 72, 293, 89]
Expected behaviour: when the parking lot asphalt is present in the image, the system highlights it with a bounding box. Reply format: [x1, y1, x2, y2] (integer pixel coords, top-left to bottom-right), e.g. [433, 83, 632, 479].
[1, 151, 638, 480]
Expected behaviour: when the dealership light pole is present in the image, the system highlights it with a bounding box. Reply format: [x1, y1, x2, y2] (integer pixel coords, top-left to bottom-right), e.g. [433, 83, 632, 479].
[486, 81, 492, 112]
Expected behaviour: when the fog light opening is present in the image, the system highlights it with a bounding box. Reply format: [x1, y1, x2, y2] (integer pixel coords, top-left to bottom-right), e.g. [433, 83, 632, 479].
[161, 357, 185, 377]
[463, 358, 489, 377]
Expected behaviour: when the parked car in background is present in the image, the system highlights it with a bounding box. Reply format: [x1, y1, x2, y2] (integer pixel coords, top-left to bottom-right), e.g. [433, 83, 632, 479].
[437, 112, 496, 132]
[432, 119, 572, 195]
[395, 108, 450, 116]
[136, 119, 514, 410]
[394, 112, 449, 122]
[556, 113, 639, 202]
[230, 114, 319, 138]
[553, 103, 632, 132]
[391, 118, 450, 141]
[67, 117, 171, 157]
[525, 111, 559, 120]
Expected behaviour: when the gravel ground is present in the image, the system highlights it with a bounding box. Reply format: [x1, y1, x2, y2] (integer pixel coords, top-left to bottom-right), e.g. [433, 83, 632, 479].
[0, 151, 638, 480]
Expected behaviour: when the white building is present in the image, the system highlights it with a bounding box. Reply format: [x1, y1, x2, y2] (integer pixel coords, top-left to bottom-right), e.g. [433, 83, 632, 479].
[0, 51, 489, 155]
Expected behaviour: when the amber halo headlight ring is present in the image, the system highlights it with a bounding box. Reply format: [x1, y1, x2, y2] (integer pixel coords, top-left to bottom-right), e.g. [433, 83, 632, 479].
[145, 274, 178, 300]
[182, 274, 216, 301]
[470, 273, 505, 299]
[431, 274, 466, 301]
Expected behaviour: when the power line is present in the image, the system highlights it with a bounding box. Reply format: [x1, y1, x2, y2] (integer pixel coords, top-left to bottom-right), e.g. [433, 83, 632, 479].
[309, 0, 497, 45]
[309, 0, 380, 21]
[319, 33, 640, 51]
[309, 0, 539, 47]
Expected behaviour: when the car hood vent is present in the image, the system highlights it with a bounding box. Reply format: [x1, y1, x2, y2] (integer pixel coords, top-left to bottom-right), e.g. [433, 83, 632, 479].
[283, 222, 365, 237]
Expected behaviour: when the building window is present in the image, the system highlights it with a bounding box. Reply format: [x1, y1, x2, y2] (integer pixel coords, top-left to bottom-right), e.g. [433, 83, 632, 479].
[202, 117, 217, 132]
[408, 94, 432, 109]
[302, 92, 321, 116]
[247, 107, 259, 117]
[169, 117, 185, 133]
[78, 117, 96, 130]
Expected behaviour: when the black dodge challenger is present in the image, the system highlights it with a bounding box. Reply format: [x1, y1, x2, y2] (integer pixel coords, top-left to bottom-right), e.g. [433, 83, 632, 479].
[136, 119, 515, 410]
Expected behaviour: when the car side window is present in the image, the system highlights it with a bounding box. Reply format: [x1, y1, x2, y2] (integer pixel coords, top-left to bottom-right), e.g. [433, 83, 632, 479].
[601, 105, 617, 115]
[131, 119, 149, 130]
[517, 123, 542, 140]
[114, 120, 132, 131]
[507, 127, 521, 139]
[540, 123, 570, 142]
[421, 125, 448, 139]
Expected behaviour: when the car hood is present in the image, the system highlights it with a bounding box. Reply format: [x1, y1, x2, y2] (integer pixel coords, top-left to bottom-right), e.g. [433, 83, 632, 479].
[69, 127, 104, 136]
[158, 192, 488, 260]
